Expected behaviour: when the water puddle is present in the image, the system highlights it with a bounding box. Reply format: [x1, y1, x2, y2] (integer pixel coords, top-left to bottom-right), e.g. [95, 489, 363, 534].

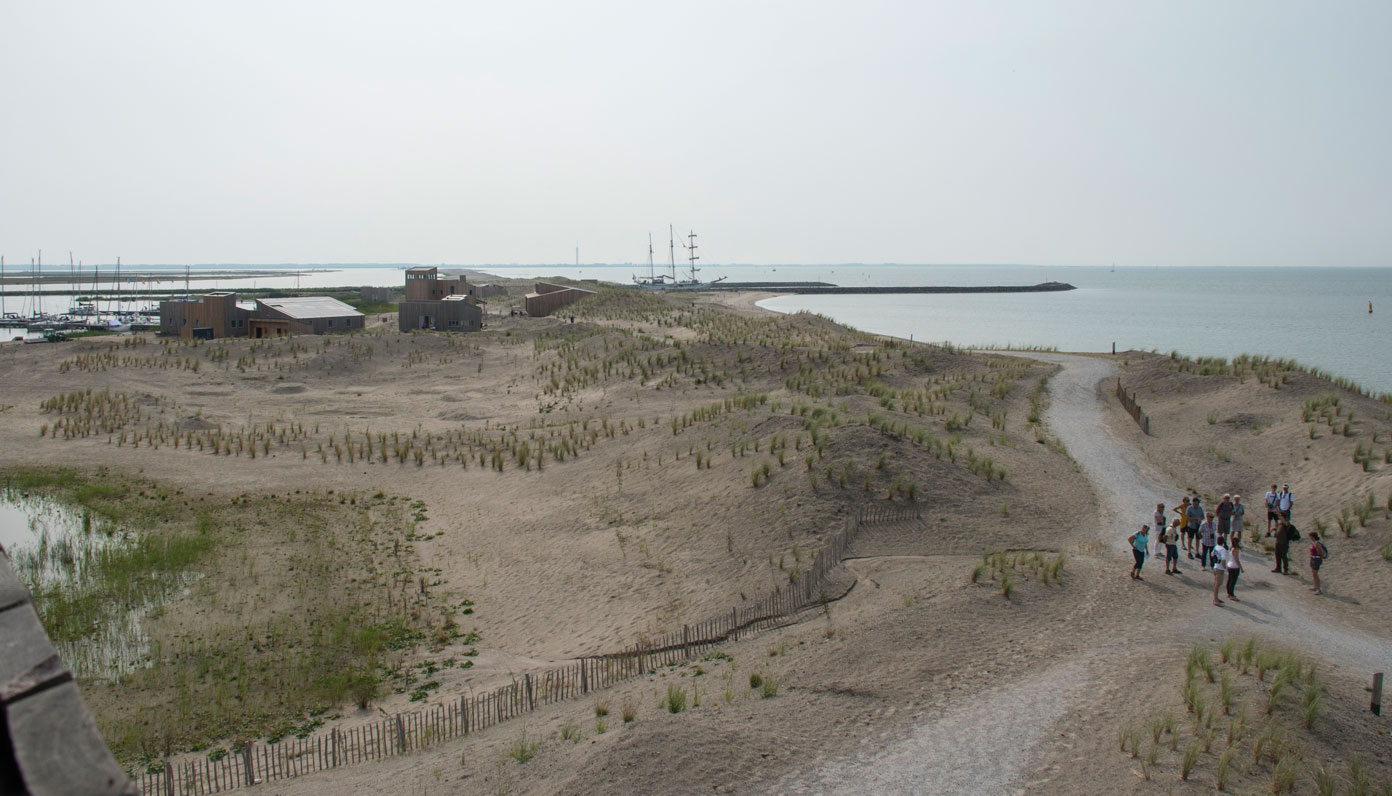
[0, 488, 190, 680]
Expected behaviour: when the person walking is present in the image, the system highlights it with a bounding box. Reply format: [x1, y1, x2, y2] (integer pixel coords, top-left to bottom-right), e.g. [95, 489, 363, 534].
[1162, 518, 1181, 574]
[1186, 497, 1205, 558]
[1128, 525, 1150, 580]
[1172, 496, 1192, 556]
[1264, 484, 1280, 533]
[1308, 532, 1328, 595]
[1210, 535, 1230, 606]
[1231, 495, 1246, 540]
[1269, 519, 1295, 574]
[1216, 494, 1234, 536]
[1198, 512, 1217, 568]
[1225, 536, 1243, 601]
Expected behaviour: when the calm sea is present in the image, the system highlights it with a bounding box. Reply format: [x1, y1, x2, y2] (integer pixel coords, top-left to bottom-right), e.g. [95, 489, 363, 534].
[488, 264, 1392, 394]
[7, 263, 1389, 393]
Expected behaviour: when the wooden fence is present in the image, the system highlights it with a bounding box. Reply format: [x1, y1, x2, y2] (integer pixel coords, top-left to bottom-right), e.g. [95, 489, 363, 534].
[1116, 378, 1151, 435]
[135, 504, 920, 795]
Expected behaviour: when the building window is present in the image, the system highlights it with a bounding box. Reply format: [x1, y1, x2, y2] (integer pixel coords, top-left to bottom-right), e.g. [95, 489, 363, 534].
[327, 318, 334, 327]
[448, 319, 460, 327]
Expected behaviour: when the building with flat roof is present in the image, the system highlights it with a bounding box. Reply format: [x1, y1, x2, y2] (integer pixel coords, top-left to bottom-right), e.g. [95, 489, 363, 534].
[159, 293, 363, 339]
[404, 267, 476, 302]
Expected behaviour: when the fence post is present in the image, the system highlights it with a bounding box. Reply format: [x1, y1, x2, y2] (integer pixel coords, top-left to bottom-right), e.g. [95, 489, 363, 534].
[396, 713, 406, 752]
[163, 759, 174, 796]
[1374, 672, 1384, 716]
[243, 743, 253, 786]
[526, 673, 535, 710]
[580, 659, 588, 694]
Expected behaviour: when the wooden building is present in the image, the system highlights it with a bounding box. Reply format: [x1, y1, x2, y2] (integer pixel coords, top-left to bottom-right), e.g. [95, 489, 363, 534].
[404, 267, 476, 301]
[524, 282, 596, 317]
[159, 293, 363, 340]
[398, 295, 481, 332]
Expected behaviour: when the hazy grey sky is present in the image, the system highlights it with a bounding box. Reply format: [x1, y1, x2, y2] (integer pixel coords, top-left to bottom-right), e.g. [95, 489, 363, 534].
[3, 1, 1389, 266]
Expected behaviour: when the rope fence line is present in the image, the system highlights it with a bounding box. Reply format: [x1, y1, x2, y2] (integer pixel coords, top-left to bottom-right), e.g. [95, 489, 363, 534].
[134, 504, 921, 795]
[1116, 378, 1151, 435]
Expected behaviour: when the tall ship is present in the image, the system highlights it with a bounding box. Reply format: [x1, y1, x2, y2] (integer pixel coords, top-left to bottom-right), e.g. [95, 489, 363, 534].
[632, 226, 725, 290]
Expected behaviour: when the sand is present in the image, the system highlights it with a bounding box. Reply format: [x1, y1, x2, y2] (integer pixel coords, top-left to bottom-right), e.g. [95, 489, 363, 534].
[1, 294, 1390, 795]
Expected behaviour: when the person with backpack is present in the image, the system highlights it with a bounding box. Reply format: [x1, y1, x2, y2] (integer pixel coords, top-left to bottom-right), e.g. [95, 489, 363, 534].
[1210, 535, 1230, 606]
[1308, 532, 1328, 595]
[1216, 494, 1234, 536]
[1162, 518, 1182, 575]
[1225, 535, 1243, 601]
[1269, 519, 1298, 574]
[1278, 484, 1294, 522]
[1128, 525, 1150, 580]
[1231, 495, 1246, 540]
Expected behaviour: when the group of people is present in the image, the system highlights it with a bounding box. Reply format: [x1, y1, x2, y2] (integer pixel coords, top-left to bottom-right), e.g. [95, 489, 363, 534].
[1127, 482, 1330, 602]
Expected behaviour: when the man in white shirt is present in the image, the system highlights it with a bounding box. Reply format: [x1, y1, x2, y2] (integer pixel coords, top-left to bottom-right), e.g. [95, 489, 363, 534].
[1278, 484, 1294, 522]
[1264, 484, 1280, 533]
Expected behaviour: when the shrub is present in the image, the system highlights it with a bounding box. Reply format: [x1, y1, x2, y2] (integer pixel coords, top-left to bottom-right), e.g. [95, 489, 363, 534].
[508, 730, 540, 764]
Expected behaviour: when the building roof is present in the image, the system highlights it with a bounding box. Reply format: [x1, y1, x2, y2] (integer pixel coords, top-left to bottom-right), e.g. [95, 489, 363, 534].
[257, 297, 363, 320]
[405, 266, 438, 274]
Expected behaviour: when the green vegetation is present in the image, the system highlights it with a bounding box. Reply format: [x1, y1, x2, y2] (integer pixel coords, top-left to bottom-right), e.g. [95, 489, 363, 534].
[2, 467, 453, 768]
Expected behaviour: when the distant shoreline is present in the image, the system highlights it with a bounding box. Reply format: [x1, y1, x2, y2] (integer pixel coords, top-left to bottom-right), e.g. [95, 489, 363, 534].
[705, 280, 1075, 295]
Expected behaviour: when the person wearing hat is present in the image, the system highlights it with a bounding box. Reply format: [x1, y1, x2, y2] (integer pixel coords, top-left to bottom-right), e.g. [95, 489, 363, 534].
[1278, 484, 1294, 522]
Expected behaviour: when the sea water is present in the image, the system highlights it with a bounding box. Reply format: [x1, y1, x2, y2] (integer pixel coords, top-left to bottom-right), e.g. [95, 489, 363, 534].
[484, 264, 1392, 395]
[6, 262, 1388, 393]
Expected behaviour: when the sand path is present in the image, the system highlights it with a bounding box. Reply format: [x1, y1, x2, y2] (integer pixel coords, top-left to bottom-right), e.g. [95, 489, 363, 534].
[781, 352, 1390, 795]
[1031, 352, 1392, 674]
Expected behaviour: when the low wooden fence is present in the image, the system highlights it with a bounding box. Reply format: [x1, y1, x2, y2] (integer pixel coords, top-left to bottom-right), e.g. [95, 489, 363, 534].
[1116, 378, 1151, 435]
[135, 504, 920, 795]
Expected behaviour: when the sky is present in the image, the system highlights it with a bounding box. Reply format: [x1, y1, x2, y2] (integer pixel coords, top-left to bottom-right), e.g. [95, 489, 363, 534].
[2, 1, 1390, 267]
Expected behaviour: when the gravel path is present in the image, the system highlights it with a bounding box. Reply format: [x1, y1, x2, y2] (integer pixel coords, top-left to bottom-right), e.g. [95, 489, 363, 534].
[781, 353, 1390, 796]
[776, 661, 1091, 796]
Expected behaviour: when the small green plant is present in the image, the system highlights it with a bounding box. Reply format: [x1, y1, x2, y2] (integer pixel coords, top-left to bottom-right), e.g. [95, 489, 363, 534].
[760, 674, 781, 699]
[664, 683, 687, 714]
[620, 698, 637, 723]
[1180, 742, 1201, 780]
[749, 672, 763, 689]
[508, 730, 540, 764]
[1216, 747, 1235, 791]
[1120, 724, 1142, 758]
[1272, 750, 1299, 793]
[559, 722, 583, 743]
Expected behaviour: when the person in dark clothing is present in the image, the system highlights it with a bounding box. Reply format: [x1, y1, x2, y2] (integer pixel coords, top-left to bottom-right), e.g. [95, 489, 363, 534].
[1269, 519, 1295, 574]
[1216, 494, 1234, 535]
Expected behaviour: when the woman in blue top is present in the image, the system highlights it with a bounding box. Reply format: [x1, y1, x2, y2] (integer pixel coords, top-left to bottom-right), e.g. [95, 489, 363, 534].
[1128, 525, 1150, 580]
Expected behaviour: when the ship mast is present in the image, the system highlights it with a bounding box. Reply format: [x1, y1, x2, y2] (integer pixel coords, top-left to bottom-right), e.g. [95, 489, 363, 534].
[684, 230, 699, 283]
[668, 225, 676, 282]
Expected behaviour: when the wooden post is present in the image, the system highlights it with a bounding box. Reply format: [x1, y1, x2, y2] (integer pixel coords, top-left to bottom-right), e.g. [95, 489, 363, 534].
[396, 713, 406, 752]
[526, 672, 535, 710]
[1374, 672, 1384, 716]
[164, 759, 174, 796]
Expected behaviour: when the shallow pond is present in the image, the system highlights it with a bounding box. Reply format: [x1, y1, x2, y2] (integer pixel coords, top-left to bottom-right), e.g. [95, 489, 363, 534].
[1, 488, 188, 680]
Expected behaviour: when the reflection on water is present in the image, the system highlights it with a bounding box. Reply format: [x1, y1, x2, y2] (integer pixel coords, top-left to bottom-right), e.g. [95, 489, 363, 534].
[0, 488, 190, 680]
